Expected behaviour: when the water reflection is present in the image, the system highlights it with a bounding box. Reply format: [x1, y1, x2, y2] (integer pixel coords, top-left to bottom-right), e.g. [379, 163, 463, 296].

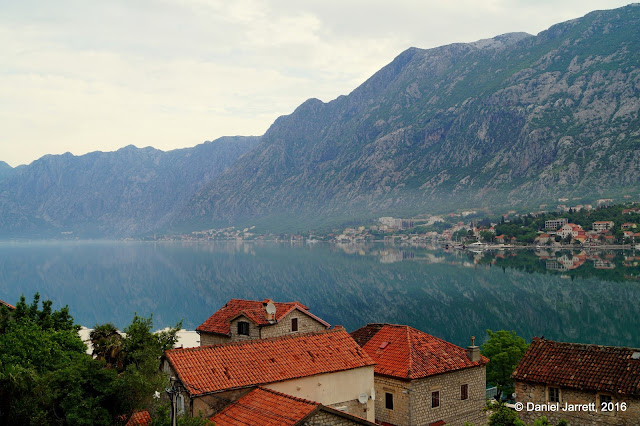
[0, 241, 638, 348]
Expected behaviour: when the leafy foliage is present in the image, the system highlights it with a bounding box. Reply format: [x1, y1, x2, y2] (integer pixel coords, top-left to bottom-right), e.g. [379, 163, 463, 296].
[481, 330, 529, 401]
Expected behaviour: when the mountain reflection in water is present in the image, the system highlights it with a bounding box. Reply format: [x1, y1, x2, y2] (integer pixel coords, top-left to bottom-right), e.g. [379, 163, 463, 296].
[0, 241, 638, 348]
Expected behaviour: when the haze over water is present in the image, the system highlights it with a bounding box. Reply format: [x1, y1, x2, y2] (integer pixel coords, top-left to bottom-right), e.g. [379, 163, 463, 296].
[0, 241, 638, 348]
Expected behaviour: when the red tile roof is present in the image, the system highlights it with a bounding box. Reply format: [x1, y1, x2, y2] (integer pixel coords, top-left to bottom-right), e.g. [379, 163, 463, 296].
[351, 324, 488, 380]
[512, 338, 640, 396]
[196, 299, 329, 335]
[126, 411, 152, 426]
[165, 327, 374, 396]
[0, 299, 15, 310]
[210, 387, 318, 425]
[210, 387, 376, 425]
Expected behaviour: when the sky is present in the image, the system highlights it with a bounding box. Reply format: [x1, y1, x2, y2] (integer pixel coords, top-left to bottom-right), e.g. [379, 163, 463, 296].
[1, 0, 634, 167]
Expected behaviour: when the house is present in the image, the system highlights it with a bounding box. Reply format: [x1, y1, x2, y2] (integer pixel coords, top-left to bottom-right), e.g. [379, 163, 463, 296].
[196, 298, 330, 346]
[558, 223, 584, 240]
[163, 327, 376, 421]
[495, 235, 507, 244]
[209, 387, 376, 425]
[125, 411, 151, 426]
[534, 234, 553, 244]
[350, 324, 488, 426]
[0, 299, 15, 311]
[593, 221, 615, 232]
[512, 338, 640, 425]
[621, 223, 637, 230]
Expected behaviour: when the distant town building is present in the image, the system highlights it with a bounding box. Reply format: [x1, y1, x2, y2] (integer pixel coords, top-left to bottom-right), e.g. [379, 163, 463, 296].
[0, 299, 15, 311]
[196, 299, 330, 346]
[513, 338, 640, 425]
[593, 221, 615, 232]
[545, 218, 568, 230]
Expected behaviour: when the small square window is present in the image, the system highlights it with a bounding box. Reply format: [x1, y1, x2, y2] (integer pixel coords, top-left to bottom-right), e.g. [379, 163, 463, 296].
[385, 392, 394, 410]
[600, 394, 612, 405]
[432, 391, 440, 408]
[291, 318, 298, 332]
[237, 321, 249, 336]
[461, 384, 468, 400]
[549, 387, 560, 403]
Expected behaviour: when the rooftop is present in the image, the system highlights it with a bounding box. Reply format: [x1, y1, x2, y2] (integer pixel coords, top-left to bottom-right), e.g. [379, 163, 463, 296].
[165, 327, 374, 396]
[0, 298, 15, 310]
[350, 324, 488, 380]
[512, 338, 640, 396]
[210, 387, 375, 425]
[196, 298, 330, 336]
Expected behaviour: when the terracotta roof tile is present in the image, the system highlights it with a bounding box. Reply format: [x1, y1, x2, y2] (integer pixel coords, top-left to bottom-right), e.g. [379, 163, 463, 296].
[351, 324, 488, 380]
[512, 338, 640, 396]
[165, 328, 374, 396]
[0, 299, 15, 310]
[126, 411, 152, 426]
[210, 387, 318, 425]
[196, 299, 329, 335]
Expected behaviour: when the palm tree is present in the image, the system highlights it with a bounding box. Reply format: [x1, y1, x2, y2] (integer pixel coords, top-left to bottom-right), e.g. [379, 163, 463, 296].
[90, 323, 125, 371]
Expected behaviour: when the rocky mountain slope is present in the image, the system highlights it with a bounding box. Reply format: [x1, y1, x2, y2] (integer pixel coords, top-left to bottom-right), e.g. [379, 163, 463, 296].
[0, 137, 259, 237]
[175, 4, 640, 232]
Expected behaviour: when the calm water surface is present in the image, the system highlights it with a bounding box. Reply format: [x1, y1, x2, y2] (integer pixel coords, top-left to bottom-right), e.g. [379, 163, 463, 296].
[0, 241, 638, 348]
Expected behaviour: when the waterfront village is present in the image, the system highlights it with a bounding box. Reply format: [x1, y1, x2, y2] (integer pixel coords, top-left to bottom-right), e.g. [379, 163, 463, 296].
[20, 296, 633, 426]
[156, 200, 640, 251]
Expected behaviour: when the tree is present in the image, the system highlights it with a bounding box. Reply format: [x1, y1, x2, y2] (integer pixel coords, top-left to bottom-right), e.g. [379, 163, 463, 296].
[481, 330, 529, 401]
[90, 323, 125, 370]
[486, 402, 525, 426]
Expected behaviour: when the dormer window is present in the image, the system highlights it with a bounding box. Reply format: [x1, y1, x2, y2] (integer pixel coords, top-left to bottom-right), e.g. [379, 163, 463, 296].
[237, 321, 250, 336]
[291, 318, 299, 332]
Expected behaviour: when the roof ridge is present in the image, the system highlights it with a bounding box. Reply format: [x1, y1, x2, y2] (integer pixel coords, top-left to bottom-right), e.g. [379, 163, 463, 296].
[168, 327, 345, 354]
[405, 325, 414, 379]
[533, 337, 640, 352]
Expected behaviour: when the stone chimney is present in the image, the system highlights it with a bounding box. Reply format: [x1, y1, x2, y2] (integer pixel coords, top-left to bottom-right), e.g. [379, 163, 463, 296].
[466, 336, 480, 362]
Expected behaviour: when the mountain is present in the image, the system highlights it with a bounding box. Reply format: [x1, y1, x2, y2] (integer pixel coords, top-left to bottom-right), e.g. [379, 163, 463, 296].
[0, 136, 259, 237]
[175, 4, 640, 232]
[0, 161, 14, 182]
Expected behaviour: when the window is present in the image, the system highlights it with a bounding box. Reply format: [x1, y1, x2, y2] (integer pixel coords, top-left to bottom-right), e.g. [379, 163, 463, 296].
[432, 391, 440, 408]
[548, 387, 560, 403]
[291, 317, 298, 332]
[461, 384, 468, 400]
[600, 394, 612, 405]
[237, 321, 249, 336]
[385, 392, 394, 410]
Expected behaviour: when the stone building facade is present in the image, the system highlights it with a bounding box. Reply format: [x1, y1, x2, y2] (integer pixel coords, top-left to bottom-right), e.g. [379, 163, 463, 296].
[513, 338, 640, 426]
[196, 298, 330, 345]
[351, 324, 488, 426]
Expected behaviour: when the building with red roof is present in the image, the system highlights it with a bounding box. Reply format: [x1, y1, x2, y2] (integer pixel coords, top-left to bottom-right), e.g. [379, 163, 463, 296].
[350, 324, 488, 426]
[196, 298, 330, 346]
[0, 298, 15, 311]
[125, 410, 152, 426]
[163, 327, 375, 421]
[209, 387, 376, 425]
[512, 338, 640, 425]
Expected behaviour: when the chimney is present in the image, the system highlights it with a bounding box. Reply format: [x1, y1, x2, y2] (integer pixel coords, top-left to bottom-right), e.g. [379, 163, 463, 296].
[466, 336, 480, 362]
[263, 299, 276, 322]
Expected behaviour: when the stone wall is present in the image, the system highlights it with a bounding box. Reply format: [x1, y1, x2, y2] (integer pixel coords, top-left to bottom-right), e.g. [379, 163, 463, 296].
[228, 315, 260, 341]
[191, 388, 250, 418]
[303, 409, 371, 425]
[373, 366, 486, 426]
[515, 381, 640, 425]
[199, 332, 229, 346]
[261, 310, 328, 339]
[373, 375, 411, 425]
[328, 398, 370, 421]
[409, 366, 486, 426]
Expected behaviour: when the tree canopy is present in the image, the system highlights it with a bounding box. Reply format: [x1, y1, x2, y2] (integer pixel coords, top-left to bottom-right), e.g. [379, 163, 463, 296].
[481, 329, 529, 401]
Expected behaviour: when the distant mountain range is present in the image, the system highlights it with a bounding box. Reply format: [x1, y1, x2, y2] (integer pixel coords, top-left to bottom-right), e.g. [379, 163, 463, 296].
[2, 4, 640, 238]
[0, 137, 259, 237]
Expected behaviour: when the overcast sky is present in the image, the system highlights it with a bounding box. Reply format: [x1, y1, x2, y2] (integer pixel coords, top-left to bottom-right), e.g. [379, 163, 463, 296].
[1, 0, 633, 166]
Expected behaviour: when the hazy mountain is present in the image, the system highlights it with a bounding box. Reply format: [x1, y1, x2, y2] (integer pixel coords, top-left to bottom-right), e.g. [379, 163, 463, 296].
[175, 4, 640, 232]
[0, 161, 13, 182]
[0, 136, 259, 237]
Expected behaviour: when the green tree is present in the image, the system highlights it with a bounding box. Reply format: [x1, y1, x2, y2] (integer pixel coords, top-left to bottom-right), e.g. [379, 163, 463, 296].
[481, 330, 529, 401]
[90, 323, 125, 370]
[486, 402, 525, 426]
